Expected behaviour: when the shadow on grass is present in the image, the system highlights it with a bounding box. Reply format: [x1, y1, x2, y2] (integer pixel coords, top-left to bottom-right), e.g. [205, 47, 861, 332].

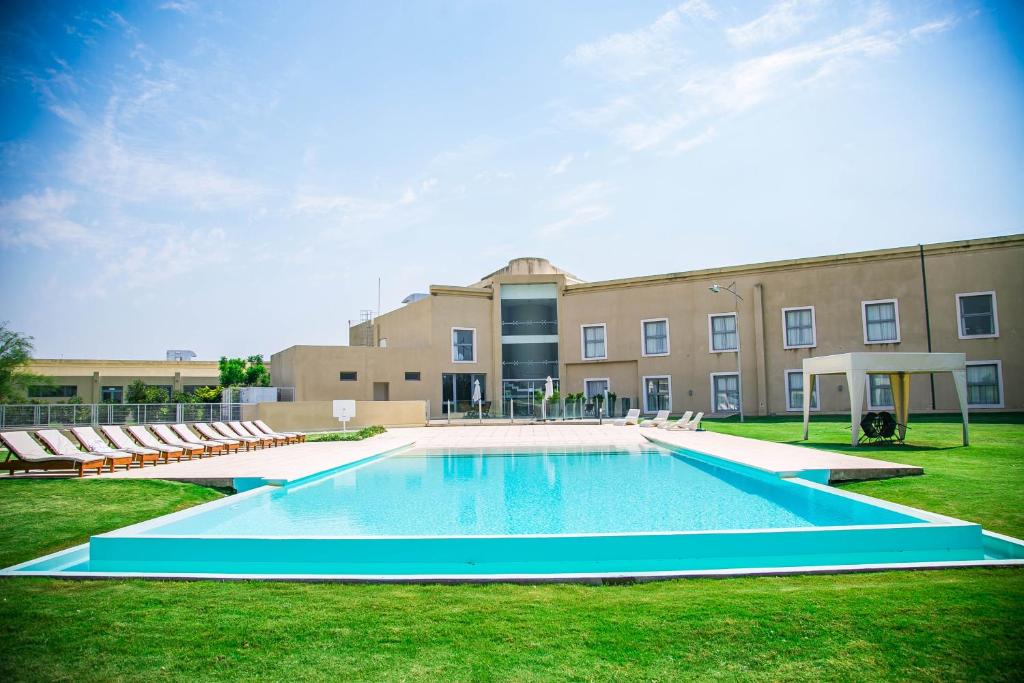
[788, 440, 960, 454]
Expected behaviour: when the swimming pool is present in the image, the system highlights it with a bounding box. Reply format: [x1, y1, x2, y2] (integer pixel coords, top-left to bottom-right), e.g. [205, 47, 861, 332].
[6, 444, 1024, 580]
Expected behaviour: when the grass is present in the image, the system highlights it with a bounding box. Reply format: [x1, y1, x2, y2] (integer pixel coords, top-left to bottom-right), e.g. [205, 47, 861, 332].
[0, 415, 1022, 681]
[307, 425, 387, 442]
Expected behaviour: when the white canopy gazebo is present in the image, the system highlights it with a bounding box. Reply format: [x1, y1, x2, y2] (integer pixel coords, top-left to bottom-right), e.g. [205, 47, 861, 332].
[801, 352, 969, 447]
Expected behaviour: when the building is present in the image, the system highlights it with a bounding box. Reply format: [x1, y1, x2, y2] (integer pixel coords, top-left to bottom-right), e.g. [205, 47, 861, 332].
[270, 234, 1022, 418]
[24, 359, 221, 403]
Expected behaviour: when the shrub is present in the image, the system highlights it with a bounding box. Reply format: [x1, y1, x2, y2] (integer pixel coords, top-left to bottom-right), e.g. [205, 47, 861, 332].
[308, 425, 386, 442]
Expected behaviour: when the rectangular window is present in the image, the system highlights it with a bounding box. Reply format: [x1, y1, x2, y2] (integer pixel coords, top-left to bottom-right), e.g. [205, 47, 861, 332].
[868, 375, 893, 409]
[442, 373, 486, 412]
[784, 371, 817, 411]
[966, 362, 1003, 407]
[957, 292, 998, 339]
[581, 324, 607, 360]
[642, 375, 671, 413]
[711, 373, 740, 412]
[641, 319, 669, 356]
[339, 371, 358, 381]
[783, 307, 815, 348]
[404, 371, 421, 381]
[584, 378, 609, 399]
[28, 385, 77, 399]
[709, 314, 738, 352]
[101, 385, 124, 404]
[452, 327, 476, 363]
[862, 299, 900, 344]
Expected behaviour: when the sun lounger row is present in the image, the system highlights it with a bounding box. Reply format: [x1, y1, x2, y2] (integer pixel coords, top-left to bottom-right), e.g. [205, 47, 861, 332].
[613, 408, 703, 430]
[0, 420, 305, 476]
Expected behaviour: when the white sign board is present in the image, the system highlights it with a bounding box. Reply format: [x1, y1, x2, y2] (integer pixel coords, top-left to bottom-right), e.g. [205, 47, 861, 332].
[332, 400, 356, 423]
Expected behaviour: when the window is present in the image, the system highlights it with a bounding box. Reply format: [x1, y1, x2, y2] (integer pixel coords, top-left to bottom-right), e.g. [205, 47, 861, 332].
[404, 371, 421, 381]
[642, 376, 671, 413]
[784, 371, 817, 411]
[339, 371, 358, 381]
[957, 292, 998, 339]
[641, 318, 669, 356]
[867, 375, 893, 409]
[581, 324, 607, 360]
[711, 373, 740, 412]
[101, 385, 124, 404]
[442, 373, 486, 412]
[782, 307, 815, 348]
[452, 327, 476, 363]
[966, 361, 1003, 407]
[862, 299, 900, 344]
[709, 314, 738, 352]
[28, 385, 77, 399]
[584, 378, 609, 400]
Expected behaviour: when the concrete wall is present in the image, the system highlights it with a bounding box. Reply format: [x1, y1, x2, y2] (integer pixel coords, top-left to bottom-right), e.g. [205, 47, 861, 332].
[25, 359, 221, 403]
[245, 400, 427, 432]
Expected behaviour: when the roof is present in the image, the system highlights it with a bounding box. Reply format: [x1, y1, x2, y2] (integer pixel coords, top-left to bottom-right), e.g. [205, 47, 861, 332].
[802, 352, 967, 375]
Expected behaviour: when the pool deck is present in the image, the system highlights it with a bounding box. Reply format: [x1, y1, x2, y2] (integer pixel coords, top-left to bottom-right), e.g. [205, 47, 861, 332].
[1, 424, 922, 486]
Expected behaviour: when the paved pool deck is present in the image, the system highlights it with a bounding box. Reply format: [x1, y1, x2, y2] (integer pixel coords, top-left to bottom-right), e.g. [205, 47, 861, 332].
[3, 424, 922, 486]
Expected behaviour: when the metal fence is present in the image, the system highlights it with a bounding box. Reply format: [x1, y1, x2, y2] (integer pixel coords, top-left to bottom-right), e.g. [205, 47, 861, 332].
[0, 403, 245, 430]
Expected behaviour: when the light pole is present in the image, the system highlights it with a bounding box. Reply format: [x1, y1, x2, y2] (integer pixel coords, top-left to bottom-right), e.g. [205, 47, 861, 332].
[709, 282, 744, 422]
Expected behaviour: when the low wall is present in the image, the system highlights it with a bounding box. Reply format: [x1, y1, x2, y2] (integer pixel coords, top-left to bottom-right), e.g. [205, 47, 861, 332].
[243, 400, 427, 432]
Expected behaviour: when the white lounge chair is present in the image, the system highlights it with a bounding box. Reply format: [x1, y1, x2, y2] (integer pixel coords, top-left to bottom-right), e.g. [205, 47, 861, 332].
[0, 430, 106, 476]
[172, 424, 238, 454]
[71, 426, 159, 468]
[639, 410, 670, 428]
[665, 411, 704, 431]
[151, 424, 220, 457]
[658, 411, 692, 429]
[36, 429, 133, 472]
[254, 419, 306, 443]
[613, 408, 641, 426]
[244, 420, 299, 444]
[194, 423, 249, 451]
[127, 425, 201, 460]
[102, 425, 183, 463]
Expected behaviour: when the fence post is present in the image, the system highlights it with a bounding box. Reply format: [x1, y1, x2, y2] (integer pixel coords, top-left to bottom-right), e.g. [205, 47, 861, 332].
[176, 403, 183, 423]
[510, 399, 514, 424]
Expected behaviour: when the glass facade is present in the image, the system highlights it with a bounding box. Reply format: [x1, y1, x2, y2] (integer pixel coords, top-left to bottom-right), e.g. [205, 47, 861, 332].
[442, 373, 487, 412]
[500, 284, 559, 409]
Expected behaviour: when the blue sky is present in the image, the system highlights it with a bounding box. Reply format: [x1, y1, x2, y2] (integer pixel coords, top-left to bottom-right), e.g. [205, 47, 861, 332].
[1, 0, 1021, 359]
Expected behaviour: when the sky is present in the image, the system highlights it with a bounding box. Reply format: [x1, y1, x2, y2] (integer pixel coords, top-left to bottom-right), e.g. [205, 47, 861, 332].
[0, 0, 1022, 360]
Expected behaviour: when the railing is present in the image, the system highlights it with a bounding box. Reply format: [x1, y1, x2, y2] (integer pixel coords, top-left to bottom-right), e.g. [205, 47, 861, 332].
[0, 403, 246, 430]
[221, 387, 294, 403]
[435, 397, 637, 422]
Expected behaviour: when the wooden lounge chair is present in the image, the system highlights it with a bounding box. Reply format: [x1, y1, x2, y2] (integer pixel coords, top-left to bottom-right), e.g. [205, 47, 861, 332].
[152, 424, 221, 457]
[613, 408, 641, 426]
[194, 423, 251, 451]
[0, 430, 106, 476]
[231, 421, 286, 446]
[127, 425, 199, 460]
[71, 426, 159, 468]
[102, 425, 183, 463]
[172, 423, 238, 454]
[36, 429, 133, 472]
[658, 411, 692, 429]
[254, 419, 306, 443]
[242, 420, 297, 444]
[640, 410, 671, 428]
[217, 421, 273, 448]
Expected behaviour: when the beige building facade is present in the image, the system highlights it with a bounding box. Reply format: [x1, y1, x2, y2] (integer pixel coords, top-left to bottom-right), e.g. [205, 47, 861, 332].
[271, 235, 1022, 418]
[24, 359, 221, 403]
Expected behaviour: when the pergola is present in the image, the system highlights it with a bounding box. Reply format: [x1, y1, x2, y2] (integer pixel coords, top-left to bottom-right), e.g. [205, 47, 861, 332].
[801, 352, 969, 447]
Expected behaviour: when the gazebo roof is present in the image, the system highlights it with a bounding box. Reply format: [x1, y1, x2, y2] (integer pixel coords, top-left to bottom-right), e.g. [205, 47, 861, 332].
[802, 352, 966, 375]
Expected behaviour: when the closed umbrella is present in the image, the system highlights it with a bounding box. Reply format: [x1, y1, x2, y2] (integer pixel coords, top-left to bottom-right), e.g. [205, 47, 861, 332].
[542, 376, 554, 421]
[472, 379, 482, 421]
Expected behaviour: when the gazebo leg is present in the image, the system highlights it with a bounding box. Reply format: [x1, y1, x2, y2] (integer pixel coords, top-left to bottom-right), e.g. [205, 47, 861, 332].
[888, 372, 911, 441]
[952, 369, 970, 446]
[846, 370, 866, 447]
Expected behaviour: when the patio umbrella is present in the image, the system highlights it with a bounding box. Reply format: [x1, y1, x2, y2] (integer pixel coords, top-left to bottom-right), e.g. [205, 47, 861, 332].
[543, 376, 553, 421]
[472, 379, 482, 403]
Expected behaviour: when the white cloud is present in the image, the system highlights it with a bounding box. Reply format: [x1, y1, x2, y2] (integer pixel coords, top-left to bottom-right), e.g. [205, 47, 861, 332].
[0, 189, 94, 249]
[727, 0, 823, 48]
[548, 155, 574, 176]
[910, 16, 958, 40]
[537, 181, 612, 238]
[158, 1, 198, 14]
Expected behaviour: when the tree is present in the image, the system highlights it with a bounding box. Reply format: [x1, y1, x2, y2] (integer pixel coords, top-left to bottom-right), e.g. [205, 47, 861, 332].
[0, 322, 49, 404]
[219, 355, 271, 387]
[190, 385, 222, 403]
[125, 379, 171, 404]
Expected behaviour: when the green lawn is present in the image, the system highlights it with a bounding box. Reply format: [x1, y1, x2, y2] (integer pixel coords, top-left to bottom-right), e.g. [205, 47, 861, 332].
[1, 415, 1022, 681]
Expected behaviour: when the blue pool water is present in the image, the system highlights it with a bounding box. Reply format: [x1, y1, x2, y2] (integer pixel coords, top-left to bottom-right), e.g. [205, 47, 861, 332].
[142, 447, 920, 537]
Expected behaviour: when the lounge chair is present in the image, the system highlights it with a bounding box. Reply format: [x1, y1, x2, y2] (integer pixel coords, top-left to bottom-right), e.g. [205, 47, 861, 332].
[127, 425, 199, 460]
[0, 430, 106, 476]
[254, 419, 306, 443]
[665, 411, 704, 431]
[213, 422, 270, 448]
[151, 424, 221, 457]
[36, 429, 133, 472]
[103, 425, 184, 463]
[247, 420, 301, 444]
[658, 411, 692, 429]
[71, 426, 159, 468]
[231, 421, 286, 446]
[172, 423, 238, 454]
[613, 408, 641, 426]
[242, 420, 296, 444]
[194, 423, 251, 451]
[639, 410, 670, 428]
